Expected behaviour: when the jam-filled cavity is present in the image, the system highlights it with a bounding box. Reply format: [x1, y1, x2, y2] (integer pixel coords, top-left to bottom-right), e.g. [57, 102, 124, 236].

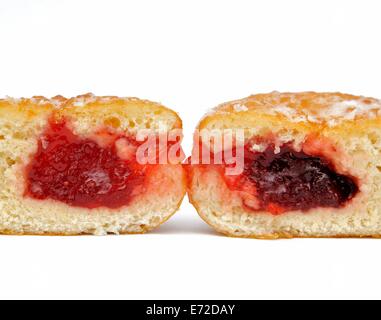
[228, 143, 359, 214]
[24, 119, 146, 209]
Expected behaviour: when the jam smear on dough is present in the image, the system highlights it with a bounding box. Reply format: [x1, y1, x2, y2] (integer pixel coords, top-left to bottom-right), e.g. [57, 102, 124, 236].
[225, 143, 359, 214]
[24, 119, 146, 209]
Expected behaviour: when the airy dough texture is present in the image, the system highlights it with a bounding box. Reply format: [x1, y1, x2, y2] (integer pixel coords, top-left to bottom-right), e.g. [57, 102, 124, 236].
[188, 92, 381, 238]
[0, 93, 185, 235]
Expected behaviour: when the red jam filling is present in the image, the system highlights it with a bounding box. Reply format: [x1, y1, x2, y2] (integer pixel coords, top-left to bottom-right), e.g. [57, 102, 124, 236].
[224, 143, 359, 214]
[24, 119, 146, 209]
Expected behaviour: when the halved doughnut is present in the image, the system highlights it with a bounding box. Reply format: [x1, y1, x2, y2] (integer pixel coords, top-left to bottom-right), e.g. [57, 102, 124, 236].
[0, 93, 185, 235]
[187, 92, 381, 238]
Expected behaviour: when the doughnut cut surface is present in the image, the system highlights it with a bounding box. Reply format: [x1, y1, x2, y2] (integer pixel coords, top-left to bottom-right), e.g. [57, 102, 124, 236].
[0, 94, 185, 235]
[187, 92, 381, 238]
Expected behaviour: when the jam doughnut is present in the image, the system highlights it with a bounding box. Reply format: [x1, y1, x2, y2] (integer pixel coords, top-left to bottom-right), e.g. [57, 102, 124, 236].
[187, 92, 381, 238]
[0, 94, 185, 235]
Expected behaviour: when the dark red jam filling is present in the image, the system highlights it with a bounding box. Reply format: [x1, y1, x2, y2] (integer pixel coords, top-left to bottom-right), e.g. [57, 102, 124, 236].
[227, 143, 359, 214]
[24, 119, 146, 209]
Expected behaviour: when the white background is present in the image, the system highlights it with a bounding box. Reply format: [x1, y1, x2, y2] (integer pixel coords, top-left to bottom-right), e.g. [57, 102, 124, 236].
[0, 0, 381, 299]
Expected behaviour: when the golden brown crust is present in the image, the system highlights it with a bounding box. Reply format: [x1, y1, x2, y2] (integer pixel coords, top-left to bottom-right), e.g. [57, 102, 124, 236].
[198, 92, 381, 137]
[58, 93, 182, 129]
[201, 91, 381, 123]
[0, 93, 182, 129]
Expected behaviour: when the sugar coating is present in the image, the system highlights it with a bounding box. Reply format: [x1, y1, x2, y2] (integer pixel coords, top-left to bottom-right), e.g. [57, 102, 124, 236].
[268, 97, 381, 125]
[233, 103, 249, 112]
[215, 92, 381, 126]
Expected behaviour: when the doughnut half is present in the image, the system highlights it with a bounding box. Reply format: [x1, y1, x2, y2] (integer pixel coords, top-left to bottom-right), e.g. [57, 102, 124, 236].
[187, 92, 381, 238]
[0, 93, 185, 235]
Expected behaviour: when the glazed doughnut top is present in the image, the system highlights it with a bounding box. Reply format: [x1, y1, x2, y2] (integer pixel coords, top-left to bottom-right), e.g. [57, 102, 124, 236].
[210, 92, 381, 127]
